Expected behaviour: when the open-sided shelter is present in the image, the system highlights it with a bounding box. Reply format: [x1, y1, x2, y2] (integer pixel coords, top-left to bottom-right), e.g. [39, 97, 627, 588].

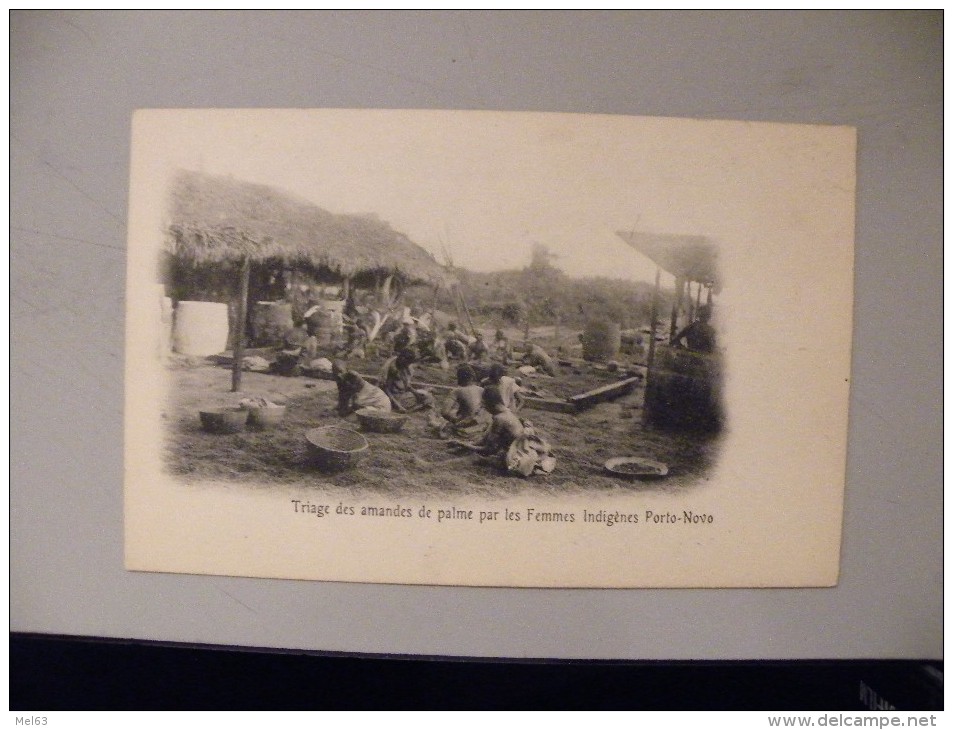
[618, 230, 723, 431]
[165, 170, 452, 389]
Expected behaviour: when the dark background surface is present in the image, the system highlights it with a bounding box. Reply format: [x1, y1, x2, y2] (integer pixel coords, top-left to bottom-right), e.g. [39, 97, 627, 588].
[10, 634, 943, 710]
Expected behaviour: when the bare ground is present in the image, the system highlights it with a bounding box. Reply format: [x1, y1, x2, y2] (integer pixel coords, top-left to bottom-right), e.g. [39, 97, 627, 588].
[163, 355, 721, 500]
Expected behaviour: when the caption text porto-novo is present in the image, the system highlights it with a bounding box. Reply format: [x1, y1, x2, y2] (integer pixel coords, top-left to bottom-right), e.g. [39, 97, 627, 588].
[290, 500, 714, 527]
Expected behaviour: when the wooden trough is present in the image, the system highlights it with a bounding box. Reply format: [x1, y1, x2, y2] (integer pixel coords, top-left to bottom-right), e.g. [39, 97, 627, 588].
[568, 376, 641, 410]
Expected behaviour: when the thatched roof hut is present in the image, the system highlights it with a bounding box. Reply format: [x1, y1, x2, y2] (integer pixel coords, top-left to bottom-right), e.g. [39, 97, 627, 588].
[166, 170, 452, 289]
[164, 170, 452, 391]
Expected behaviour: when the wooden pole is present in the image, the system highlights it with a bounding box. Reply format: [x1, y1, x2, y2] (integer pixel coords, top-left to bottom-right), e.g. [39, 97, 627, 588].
[449, 285, 466, 329]
[669, 276, 684, 343]
[646, 266, 660, 376]
[457, 286, 476, 336]
[231, 255, 250, 392]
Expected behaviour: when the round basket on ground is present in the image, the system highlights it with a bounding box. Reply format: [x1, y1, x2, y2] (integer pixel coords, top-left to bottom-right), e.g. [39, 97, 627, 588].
[246, 404, 287, 429]
[199, 407, 248, 434]
[355, 408, 408, 433]
[305, 426, 369, 471]
[604, 456, 669, 480]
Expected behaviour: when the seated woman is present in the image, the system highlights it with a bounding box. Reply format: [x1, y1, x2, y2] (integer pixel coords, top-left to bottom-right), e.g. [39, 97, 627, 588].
[332, 361, 391, 417]
[673, 304, 717, 353]
[379, 347, 428, 413]
[339, 321, 368, 359]
[430, 364, 488, 439]
[416, 327, 448, 368]
[452, 386, 521, 458]
[521, 341, 559, 377]
[393, 320, 418, 356]
[492, 329, 513, 362]
[468, 332, 490, 360]
[444, 323, 470, 360]
[453, 386, 556, 476]
[483, 363, 524, 412]
[272, 325, 311, 377]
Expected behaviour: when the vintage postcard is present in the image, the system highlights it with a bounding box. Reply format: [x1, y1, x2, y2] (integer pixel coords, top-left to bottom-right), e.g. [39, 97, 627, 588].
[124, 109, 855, 587]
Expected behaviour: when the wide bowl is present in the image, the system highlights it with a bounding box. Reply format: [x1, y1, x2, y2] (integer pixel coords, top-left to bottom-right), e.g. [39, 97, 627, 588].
[604, 456, 669, 480]
[355, 408, 408, 433]
[305, 426, 369, 471]
[199, 407, 248, 434]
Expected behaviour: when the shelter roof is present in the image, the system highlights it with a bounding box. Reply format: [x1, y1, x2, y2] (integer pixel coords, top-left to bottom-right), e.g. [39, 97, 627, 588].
[166, 170, 452, 287]
[617, 230, 719, 286]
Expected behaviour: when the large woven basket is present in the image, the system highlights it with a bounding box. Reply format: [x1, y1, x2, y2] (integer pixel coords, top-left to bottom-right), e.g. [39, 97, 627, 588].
[305, 426, 369, 471]
[355, 408, 408, 433]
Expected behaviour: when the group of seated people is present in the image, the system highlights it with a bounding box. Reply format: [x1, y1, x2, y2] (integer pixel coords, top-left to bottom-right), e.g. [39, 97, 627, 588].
[443, 367, 555, 477]
[331, 353, 554, 477]
[399, 320, 514, 370]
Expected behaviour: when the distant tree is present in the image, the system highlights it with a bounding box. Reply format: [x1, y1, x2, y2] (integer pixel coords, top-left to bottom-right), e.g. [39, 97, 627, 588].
[521, 244, 564, 330]
[529, 243, 559, 272]
[501, 301, 526, 325]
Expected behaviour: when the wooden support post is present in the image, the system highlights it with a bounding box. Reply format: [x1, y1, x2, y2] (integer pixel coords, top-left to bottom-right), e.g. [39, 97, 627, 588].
[450, 287, 466, 330]
[457, 286, 476, 336]
[231, 255, 250, 392]
[646, 266, 660, 379]
[669, 276, 684, 343]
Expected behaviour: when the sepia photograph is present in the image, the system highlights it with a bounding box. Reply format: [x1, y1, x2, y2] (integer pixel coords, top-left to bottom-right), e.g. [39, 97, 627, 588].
[125, 109, 855, 587]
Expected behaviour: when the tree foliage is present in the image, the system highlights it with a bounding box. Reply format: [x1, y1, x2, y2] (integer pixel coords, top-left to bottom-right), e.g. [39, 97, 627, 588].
[409, 245, 669, 331]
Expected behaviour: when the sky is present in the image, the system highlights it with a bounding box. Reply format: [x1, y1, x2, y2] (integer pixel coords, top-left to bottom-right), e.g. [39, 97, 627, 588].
[139, 109, 737, 288]
[130, 107, 859, 427]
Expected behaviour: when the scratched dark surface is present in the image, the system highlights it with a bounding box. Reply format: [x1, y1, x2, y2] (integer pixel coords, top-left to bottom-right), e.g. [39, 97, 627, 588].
[10, 11, 941, 659]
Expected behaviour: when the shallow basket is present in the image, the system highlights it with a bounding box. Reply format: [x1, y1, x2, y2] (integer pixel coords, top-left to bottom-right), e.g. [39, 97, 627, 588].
[305, 426, 369, 471]
[246, 404, 287, 429]
[604, 456, 669, 480]
[355, 408, 408, 433]
[199, 407, 248, 434]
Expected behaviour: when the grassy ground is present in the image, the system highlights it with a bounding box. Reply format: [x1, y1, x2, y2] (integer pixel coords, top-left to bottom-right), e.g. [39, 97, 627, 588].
[163, 351, 721, 500]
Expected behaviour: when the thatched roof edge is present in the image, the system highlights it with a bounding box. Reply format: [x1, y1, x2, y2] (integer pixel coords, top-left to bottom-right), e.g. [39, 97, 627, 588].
[165, 170, 454, 288]
[617, 230, 719, 286]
